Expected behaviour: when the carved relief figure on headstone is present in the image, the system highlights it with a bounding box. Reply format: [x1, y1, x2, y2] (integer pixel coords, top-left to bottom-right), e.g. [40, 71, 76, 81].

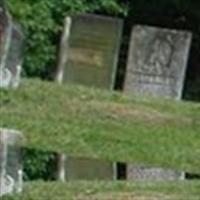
[0, 128, 23, 196]
[0, 3, 23, 89]
[124, 25, 192, 99]
[56, 14, 123, 89]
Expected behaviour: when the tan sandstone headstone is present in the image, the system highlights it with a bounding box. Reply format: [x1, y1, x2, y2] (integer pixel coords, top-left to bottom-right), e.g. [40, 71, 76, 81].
[56, 14, 123, 89]
[0, 128, 23, 196]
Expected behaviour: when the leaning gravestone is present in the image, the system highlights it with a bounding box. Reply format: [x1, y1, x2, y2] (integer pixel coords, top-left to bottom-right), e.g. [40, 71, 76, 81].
[124, 25, 192, 99]
[56, 14, 123, 89]
[0, 4, 23, 88]
[55, 14, 123, 182]
[0, 128, 23, 196]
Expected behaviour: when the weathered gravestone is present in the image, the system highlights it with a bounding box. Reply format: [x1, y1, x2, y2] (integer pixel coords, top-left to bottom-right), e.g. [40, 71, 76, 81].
[127, 165, 185, 181]
[0, 5, 23, 88]
[124, 25, 192, 99]
[56, 14, 123, 89]
[124, 25, 192, 181]
[0, 128, 23, 196]
[62, 156, 115, 181]
[55, 14, 123, 182]
[0, 3, 9, 66]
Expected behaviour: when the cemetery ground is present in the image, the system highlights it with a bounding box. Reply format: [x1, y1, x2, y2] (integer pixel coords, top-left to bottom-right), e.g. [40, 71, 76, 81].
[2, 180, 200, 200]
[1, 79, 200, 199]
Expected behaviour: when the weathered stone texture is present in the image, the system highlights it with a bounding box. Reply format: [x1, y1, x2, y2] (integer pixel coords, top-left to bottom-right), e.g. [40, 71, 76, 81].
[0, 6, 23, 89]
[0, 128, 23, 196]
[127, 165, 185, 181]
[64, 157, 115, 181]
[57, 14, 123, 89]
[124, 25, 192, 99]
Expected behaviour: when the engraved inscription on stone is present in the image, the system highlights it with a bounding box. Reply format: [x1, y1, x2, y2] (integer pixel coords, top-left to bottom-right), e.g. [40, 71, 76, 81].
[63, 14, 123, 89]
[124, 25, 192, 99]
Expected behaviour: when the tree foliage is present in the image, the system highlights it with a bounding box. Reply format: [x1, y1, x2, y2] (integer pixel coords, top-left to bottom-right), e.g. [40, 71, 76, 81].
[6, 0, 127, 78]
[22, 148, 56, 181]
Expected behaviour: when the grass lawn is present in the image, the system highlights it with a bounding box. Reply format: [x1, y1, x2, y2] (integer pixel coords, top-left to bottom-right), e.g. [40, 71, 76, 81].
[2, 181, 200, 200]
[0, 79, 200, 173]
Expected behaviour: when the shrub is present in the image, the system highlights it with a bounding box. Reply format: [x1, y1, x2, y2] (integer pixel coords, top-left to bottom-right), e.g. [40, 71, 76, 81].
[6, 0, 127, 79]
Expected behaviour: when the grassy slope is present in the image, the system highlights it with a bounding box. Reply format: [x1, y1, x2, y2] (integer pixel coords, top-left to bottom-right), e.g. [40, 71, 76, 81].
[0, 79, 200, 173]
[3, 181, 200, 200]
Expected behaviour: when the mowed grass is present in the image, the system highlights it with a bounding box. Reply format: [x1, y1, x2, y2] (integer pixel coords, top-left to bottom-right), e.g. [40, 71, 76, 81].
[0, 79, 200, 173]
[2, 181, 200, 200]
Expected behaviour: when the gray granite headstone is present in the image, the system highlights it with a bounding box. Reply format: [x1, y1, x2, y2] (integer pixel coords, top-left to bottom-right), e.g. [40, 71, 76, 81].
[56, 14, 123, 89]
[127, 165, 185, 181]
[0, 128, 23, 196]
[0, 6, 23, 89]
[124, 25, 192, 99]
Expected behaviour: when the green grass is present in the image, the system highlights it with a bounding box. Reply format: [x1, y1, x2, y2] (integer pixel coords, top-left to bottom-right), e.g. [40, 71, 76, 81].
[0, 79, 200, 173]
[2, 181, 200, 200]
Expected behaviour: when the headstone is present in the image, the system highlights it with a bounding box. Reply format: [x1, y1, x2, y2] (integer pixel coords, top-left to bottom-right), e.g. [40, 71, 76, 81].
[124, 25, 192, 99]
[0, 3, 9, 66]
[56, 14, 123, 89]
[124, 25, 191, 180]
[0, 5, 23, 89]
[64, 157, 115, 181]
[127, 165, 185, 181]
[0, 128, 23, 196]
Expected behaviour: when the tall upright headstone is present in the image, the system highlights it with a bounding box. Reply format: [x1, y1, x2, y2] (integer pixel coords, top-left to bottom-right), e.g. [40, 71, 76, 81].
[0, 128, 23, 196]
[0, 4, 23, 88]
[56, 14, 123, 89]
[124, 25, 192, 99]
